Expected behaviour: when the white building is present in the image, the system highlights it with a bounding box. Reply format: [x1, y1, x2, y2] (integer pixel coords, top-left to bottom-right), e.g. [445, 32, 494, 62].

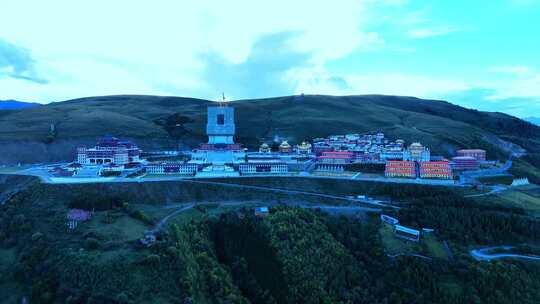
[146, 163, 198, 175]
[77, 136, 141, 166]
[239, 162, 288, 175]
[206, 105, 235, 145]
[403, 142, 430, 162]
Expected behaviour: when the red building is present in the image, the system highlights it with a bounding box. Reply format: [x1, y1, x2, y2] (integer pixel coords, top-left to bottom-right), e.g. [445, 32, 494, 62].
[457, 149, 486, 161]
[419, 161, 452, 179]
[312, 143, 334, 156]
[355, 152, 381, 163]
[318, 151, 354, 164]
[451, 156, 479, 170]
[385, 161, 417, 178]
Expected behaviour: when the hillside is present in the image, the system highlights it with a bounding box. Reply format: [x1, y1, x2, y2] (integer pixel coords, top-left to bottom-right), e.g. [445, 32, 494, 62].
[1, 176, 540, 303]
[0, 94, 539, 165]
[0, 100, 40, 110]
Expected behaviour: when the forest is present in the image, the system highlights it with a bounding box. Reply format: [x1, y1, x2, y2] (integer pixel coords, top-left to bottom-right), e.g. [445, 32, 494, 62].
[0, 180, 539, 303]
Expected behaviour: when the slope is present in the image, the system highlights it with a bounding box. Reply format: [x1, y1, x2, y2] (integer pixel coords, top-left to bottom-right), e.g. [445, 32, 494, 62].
[0, 94, 538, 164]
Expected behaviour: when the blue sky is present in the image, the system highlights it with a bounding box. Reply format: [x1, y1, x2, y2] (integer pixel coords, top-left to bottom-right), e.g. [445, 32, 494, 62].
[0, 0, 539, 118]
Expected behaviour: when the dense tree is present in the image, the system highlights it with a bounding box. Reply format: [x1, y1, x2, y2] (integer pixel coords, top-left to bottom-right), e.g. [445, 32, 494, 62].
[2, 177, 540, 303]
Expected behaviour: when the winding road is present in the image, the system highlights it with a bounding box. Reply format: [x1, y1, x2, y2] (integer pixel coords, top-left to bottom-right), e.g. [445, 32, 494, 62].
[147, 200, 381, 237]
[470, 246, 540, 261]
[147, 204, 194, 236]
[464, 185, 508, 198]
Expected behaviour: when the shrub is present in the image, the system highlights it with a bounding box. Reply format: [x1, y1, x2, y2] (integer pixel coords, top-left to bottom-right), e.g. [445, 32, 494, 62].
[130, 210, 154, 225]
[85, 237, 101, 250]
[195, 205, 208, 213]
[116, 292, 130, 304]
[142, 254, 160, 266]
[31, 232, 44, 242]
[68, 194, 122, 211]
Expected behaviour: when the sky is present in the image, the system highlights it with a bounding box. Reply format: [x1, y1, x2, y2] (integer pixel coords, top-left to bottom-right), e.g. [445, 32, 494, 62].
[0, 0, 539, 118]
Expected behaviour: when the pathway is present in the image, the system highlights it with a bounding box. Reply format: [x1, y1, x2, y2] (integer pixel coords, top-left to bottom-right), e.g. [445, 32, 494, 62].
[146, 204, 194, 236]
[464, 185, 508, 198]
[148, 200, 381, 237]
[470, 246, 540, 261]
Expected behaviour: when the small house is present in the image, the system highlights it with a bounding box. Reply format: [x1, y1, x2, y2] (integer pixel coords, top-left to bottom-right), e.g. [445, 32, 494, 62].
[380, 214, 399, 226]
[67, 209, 91, 222]
[394, 225, 420, 242]
[254, 207, 269, 217]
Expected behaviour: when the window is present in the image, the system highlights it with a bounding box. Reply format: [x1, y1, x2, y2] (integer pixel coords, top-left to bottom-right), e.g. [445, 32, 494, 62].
[217, 114, 225, 125]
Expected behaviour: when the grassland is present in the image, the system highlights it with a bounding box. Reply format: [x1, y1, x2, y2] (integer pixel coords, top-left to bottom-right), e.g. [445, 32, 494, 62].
[85, 212, 149, 242]
[1, 94, 539, 165]
[494, 185, 540, 217]
[379, 223, 450, 260]
[477, 175, 514, 185]
[422, 234, 450, 259]
[510, 157, 540, 185]
[379, 223, 422, 255]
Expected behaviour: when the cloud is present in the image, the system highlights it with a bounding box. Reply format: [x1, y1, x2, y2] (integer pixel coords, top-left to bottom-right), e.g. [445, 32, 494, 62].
[0, 0, 537, 123]
[0, 38, 46, 84]
[408, 26, 462, 39]
[0, 0, 375, 102]
[509, 0, 539, 7]
[486, 66, 540, 100]
[491, 65, 534, 76]
[443, 87, 540, 117]
[288, 66, 471, 98]
[200, 32, 312, 100]
[326, 76, 349, 90]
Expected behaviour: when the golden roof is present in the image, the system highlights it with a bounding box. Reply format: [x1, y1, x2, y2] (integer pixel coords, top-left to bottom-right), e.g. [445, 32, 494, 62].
[297, 141, 312, 149]
[279, 141, 291, 148]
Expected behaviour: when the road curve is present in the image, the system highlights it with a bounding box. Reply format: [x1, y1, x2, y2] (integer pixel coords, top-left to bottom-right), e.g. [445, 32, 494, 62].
[464, 185, 507, 198]
[471, 246, 540, 261]
[147, 204, 194, 235]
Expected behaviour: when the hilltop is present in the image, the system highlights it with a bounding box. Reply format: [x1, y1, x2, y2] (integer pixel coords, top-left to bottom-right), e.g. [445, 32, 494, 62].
[0, 100, 40, 110]
[525, 117, 540, 126]
[0, 94, 538, 166]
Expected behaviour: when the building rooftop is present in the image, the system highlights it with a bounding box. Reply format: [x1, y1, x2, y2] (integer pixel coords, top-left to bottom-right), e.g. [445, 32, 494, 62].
[457, 149, 486, 152]
[395, 225, 420, 236]
[452, 156, 477, 160]
[255, 207, 269, 213]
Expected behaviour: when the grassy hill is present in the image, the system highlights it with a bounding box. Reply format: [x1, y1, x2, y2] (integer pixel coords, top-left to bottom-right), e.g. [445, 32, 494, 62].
[0, 94, 539, 164]
[0, 100, 40, 110]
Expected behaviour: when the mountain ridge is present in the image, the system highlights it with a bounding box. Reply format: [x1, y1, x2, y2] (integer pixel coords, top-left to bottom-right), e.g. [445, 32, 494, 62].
[0, 100, 40, 110]
[525, 117, 540, 126]
[0, 94, 538, 166]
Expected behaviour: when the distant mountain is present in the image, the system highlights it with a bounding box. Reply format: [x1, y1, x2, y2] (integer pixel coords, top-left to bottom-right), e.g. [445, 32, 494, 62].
[0, 100, 40, 110]
[525, 117, 540, 126]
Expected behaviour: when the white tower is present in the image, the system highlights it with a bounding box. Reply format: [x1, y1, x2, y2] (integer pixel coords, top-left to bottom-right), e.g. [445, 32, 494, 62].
[206, 93, 235, 145]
